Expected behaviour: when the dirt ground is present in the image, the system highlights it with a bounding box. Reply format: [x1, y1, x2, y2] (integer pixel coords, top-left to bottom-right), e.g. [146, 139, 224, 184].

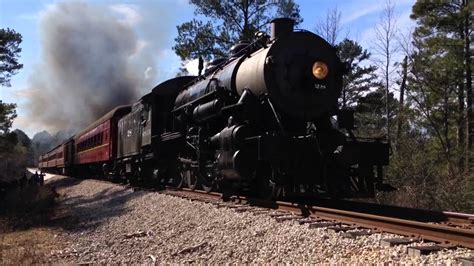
[0, 182, 68, 264]
[0, 226, 64, 264]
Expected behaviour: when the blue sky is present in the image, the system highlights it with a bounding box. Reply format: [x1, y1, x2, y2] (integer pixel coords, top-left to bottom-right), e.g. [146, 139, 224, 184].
[0, 0, 415, 137]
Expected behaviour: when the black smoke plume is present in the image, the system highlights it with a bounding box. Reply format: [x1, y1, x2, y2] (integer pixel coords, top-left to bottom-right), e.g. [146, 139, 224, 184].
[25, 2, 162, 132]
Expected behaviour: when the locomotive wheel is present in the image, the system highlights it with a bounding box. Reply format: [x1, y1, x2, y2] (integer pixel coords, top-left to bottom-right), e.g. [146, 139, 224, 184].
[133, 166, 146, 186]
[184, 169, 199, 190]
[118, 168, 127, 183]
[173, 166, 199, 190]
[258, 177, 281, 200]
[217, 179, 241, 201]
[254, 165, 281, 200]
[102, 165, 109, 180]
[201, 182, 213, 193]
[170, 168, 184, 188]
[200, 171, 215, 193]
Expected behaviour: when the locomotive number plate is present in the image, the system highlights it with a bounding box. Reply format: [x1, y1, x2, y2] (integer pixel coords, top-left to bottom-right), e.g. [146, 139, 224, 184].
[314, 84, 327, 90]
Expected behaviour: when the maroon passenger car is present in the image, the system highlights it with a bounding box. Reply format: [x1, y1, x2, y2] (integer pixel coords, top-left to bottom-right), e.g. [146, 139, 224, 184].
[38, 137, 74, 174]
[73, 105, 131, 173]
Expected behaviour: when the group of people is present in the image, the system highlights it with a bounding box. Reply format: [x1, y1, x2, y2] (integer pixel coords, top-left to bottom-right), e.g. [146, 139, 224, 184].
[0, 171, 48, 200]
[19, 171, 46, 187]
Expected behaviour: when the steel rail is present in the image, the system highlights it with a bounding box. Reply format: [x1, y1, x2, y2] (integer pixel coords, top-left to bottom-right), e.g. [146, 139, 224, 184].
[277, 201, 474, 249]
[441, 211, 474, 226]
[171, 189, 474, 249]
[298, 198, 474, 226]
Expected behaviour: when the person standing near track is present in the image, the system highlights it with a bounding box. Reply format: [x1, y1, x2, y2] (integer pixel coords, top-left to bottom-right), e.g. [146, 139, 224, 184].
[39, 171, 45, 186]
[32, 171, 39, 185]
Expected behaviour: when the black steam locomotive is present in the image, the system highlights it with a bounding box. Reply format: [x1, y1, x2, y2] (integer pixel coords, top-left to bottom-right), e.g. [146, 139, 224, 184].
[40, 18, 390, 199]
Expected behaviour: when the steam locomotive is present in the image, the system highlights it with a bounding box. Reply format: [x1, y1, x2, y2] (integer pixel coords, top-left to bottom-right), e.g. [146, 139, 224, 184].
[39, 18, 391, 199]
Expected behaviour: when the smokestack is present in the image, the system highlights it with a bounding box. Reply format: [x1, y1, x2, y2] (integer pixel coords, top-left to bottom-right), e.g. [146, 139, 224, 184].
[271, 18, 294, 40]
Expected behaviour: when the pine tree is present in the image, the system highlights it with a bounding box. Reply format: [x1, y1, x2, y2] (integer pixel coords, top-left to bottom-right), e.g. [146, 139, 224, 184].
[0, 101, 18, 160]
[355, 87, 398, 138]
[336, 39, 380, 109]
[0, 100, 16, 135]
[410, 0, 473, 169]
[173, 0, 302, 61]
[0, 28, 23, 87]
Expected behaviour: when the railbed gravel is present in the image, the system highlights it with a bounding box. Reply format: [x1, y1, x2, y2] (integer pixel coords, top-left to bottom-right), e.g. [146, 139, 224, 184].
[46, 176, 472, 264]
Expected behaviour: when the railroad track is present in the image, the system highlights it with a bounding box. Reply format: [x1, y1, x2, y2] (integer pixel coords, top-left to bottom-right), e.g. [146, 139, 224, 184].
[163, 188, 474, 250]
[41, 171, 474, 250]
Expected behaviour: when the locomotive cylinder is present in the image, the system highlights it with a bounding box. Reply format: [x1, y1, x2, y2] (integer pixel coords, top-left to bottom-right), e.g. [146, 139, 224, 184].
[193, 99, 222, 122]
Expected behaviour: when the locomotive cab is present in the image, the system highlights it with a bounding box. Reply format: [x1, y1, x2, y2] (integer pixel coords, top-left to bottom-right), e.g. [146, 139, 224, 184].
[115, 76, 195, 182]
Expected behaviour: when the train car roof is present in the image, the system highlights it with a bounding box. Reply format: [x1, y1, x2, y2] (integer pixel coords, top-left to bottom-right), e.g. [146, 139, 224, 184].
[127, 76, 196, 109]
[150, 76, 196, 96]
[40, 136, 75, 157]
[43, 143, 63, 155]
[75, 105, 132, 138]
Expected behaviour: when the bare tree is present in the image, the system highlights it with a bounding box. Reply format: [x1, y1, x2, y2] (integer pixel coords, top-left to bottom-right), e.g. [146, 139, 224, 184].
[314, 7, 342, 46]
[394, 28, 414, 151]
[372, 0, 399, 140]
[394, 56, 408, 151]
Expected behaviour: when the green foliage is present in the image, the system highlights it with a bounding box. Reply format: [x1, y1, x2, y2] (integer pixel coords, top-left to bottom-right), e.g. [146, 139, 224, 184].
[407, 50, 459, 153]
[411, 1, 472, 34]
[173, 0, 302, 60]
[0, 28, 23, 87]
[333, 39, 391, 139]
[382, 131, 473, 211]
[355, 87, 398, 138]
[0, 27, 26, 181]
[406, 0, 470, 159]
[14, 129, 35, 166]
[0, 102, 29, 183]
[336, 39, 380, 108]
[373, 0, 474, 211]
[0, 101, 18, 158]
[0, 132, 18, 157]
[0, 100, 17, 134]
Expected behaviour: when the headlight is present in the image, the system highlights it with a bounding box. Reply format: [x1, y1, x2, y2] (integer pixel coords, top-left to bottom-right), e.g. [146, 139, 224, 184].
[312, 61, 329, 80]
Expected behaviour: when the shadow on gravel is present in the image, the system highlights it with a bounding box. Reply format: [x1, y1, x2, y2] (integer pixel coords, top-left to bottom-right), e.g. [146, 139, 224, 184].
[45, 176, 84, 190]
[46, 177, 143, 233]
[0, 175, 143, 236]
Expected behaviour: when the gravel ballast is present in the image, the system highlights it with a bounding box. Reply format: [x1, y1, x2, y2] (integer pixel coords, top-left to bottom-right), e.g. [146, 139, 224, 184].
[37, 176, 473, 263]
